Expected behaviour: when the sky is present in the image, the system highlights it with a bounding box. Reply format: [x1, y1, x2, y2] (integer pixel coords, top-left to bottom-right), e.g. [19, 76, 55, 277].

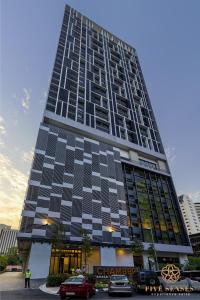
[1, 0, 200, 229]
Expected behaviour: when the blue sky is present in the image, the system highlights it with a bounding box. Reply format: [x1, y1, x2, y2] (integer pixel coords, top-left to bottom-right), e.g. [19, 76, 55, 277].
[1, 0, 200, 228]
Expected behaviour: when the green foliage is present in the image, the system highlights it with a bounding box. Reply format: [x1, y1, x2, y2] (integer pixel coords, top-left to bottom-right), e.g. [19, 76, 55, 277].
[0, 256, 8, 271]
[95, 282, 108, 289]
[184, 256, 200, 270]
[147, 243, 156, 259]
[6, 247, 21, 265]
[80, 229, 92, 266]
[46, 274, 70, 287]
[129, 238, 144, 256]
[87, 273, 96, 284]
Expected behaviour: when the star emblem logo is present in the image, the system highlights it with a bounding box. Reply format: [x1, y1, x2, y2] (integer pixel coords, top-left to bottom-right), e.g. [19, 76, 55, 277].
[161, 264, 181, 283]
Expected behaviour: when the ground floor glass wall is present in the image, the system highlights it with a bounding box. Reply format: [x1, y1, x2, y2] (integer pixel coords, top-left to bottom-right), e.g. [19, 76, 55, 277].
[49, 248, 82, 274]
[122, 163, 189, 246]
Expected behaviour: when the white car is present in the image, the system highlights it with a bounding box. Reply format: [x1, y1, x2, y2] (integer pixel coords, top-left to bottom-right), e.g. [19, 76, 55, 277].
[160, 277, 200, 292]
[189, 279, 200, 292]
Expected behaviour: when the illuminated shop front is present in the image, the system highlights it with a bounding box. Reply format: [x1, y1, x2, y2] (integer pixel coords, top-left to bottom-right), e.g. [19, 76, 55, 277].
[50, 248, 82, 274]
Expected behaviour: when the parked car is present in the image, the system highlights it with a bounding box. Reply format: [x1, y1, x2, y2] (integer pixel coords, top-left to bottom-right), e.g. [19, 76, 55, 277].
[108, 274, 133, 296]
[160, 276, 200, 292]
[6, 265, 22, 272]
[183, 271, 200, 282]
[58, 275, 96, 299]
[132, 270, 160, 292]
[189, 279, 200, 292]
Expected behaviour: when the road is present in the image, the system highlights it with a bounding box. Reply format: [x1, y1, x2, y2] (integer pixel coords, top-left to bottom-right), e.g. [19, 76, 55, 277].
[0, 272, 200, 299]
[1, 290, 200, 300]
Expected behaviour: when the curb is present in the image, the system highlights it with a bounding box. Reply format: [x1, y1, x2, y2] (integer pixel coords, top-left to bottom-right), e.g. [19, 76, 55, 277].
[39, 283, 59, 295]
[39, 284, 103, 296]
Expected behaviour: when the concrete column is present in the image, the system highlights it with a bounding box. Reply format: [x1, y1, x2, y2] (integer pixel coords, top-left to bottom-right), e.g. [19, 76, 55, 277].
[100, 247, 116, 266]
[28, 242, 52, 279]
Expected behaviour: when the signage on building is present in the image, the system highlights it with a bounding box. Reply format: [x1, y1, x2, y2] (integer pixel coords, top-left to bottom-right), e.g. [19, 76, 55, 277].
[145, 264, 193, 294]
[161, 264, 181, 283]
[93, 266, 138, 277]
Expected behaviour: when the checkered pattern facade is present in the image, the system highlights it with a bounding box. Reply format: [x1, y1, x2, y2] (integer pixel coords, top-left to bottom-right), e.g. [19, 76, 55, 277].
[20, 123, 130, 245]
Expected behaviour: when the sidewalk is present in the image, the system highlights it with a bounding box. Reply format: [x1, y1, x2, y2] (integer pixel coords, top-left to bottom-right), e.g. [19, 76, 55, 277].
[39, 283, 59, 295]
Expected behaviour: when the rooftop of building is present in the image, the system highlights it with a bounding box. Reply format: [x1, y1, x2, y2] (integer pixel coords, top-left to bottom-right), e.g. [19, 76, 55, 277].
[65, 4, 136, 53]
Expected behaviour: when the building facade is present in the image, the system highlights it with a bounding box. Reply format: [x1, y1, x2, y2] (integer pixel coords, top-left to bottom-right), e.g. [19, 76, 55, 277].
[18, 5, 192, 279]
[0, 228, 18, 254]
[189, 233, 200, 256]
[178, 195, 200, 235]
[194, 202, 200, 224]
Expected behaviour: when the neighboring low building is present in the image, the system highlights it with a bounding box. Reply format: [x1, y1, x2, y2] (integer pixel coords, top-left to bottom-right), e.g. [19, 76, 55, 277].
[178, 195, 200, 235]
[189, 233, 200, 256]
[0, 228, 18, 254]
[194, 202, 200, 224]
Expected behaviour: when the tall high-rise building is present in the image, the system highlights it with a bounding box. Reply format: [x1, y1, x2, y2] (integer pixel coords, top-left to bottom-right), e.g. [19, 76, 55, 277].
[194, 202, 200, 224]
[178, 195, 200, 235]
[18, 5, 192, 279]
[0, 228, 18, 254]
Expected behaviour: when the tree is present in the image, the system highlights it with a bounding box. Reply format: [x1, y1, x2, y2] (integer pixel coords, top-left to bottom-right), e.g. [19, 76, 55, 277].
[0, 256, 8, 271]
[184, 256, 200, 270]
[6, 247, 21, 265]
[129, 238, 144, 256]
[80, 229, 92, 271]
[147, 243, 156, 259]
[129, 238, 144, 269]
[147, 243, 158, 270]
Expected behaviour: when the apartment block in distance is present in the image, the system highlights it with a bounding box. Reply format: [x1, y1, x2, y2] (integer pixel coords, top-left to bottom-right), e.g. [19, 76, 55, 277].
[178, 195, 200, 235]
[17, 5, 192, 279]
[0, 227, 18, 254]
[194, 202, 200, 224]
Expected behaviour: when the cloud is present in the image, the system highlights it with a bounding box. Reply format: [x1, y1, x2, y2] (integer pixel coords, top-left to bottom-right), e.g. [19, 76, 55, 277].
[0, 116, 6, 147]
[165, 146, 176, 165]
[0, 116, 6, 135]
[0, 153, 29, 228]
[21, 88, 31, 111]
[22, 149, 34, 163]
[188, 191, 200, 203]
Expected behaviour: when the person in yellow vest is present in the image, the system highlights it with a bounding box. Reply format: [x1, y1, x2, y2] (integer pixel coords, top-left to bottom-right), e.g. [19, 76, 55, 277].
[71, 266, 75, 275]
[25, 269, 31, 288]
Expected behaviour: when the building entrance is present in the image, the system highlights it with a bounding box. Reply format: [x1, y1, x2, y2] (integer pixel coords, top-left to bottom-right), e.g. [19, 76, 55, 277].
[49, 248, 82, 274]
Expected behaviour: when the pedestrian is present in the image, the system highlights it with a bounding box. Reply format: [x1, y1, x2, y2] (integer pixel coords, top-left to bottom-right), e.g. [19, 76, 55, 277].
[24, 268, 31, 288]
[71, 266, 75, 275]
[82, 265, 86, 274]
[76, 267, 81, 274]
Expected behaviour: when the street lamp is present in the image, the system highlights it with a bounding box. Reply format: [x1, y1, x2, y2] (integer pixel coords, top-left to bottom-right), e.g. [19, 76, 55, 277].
[147, 227, 159, 271]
